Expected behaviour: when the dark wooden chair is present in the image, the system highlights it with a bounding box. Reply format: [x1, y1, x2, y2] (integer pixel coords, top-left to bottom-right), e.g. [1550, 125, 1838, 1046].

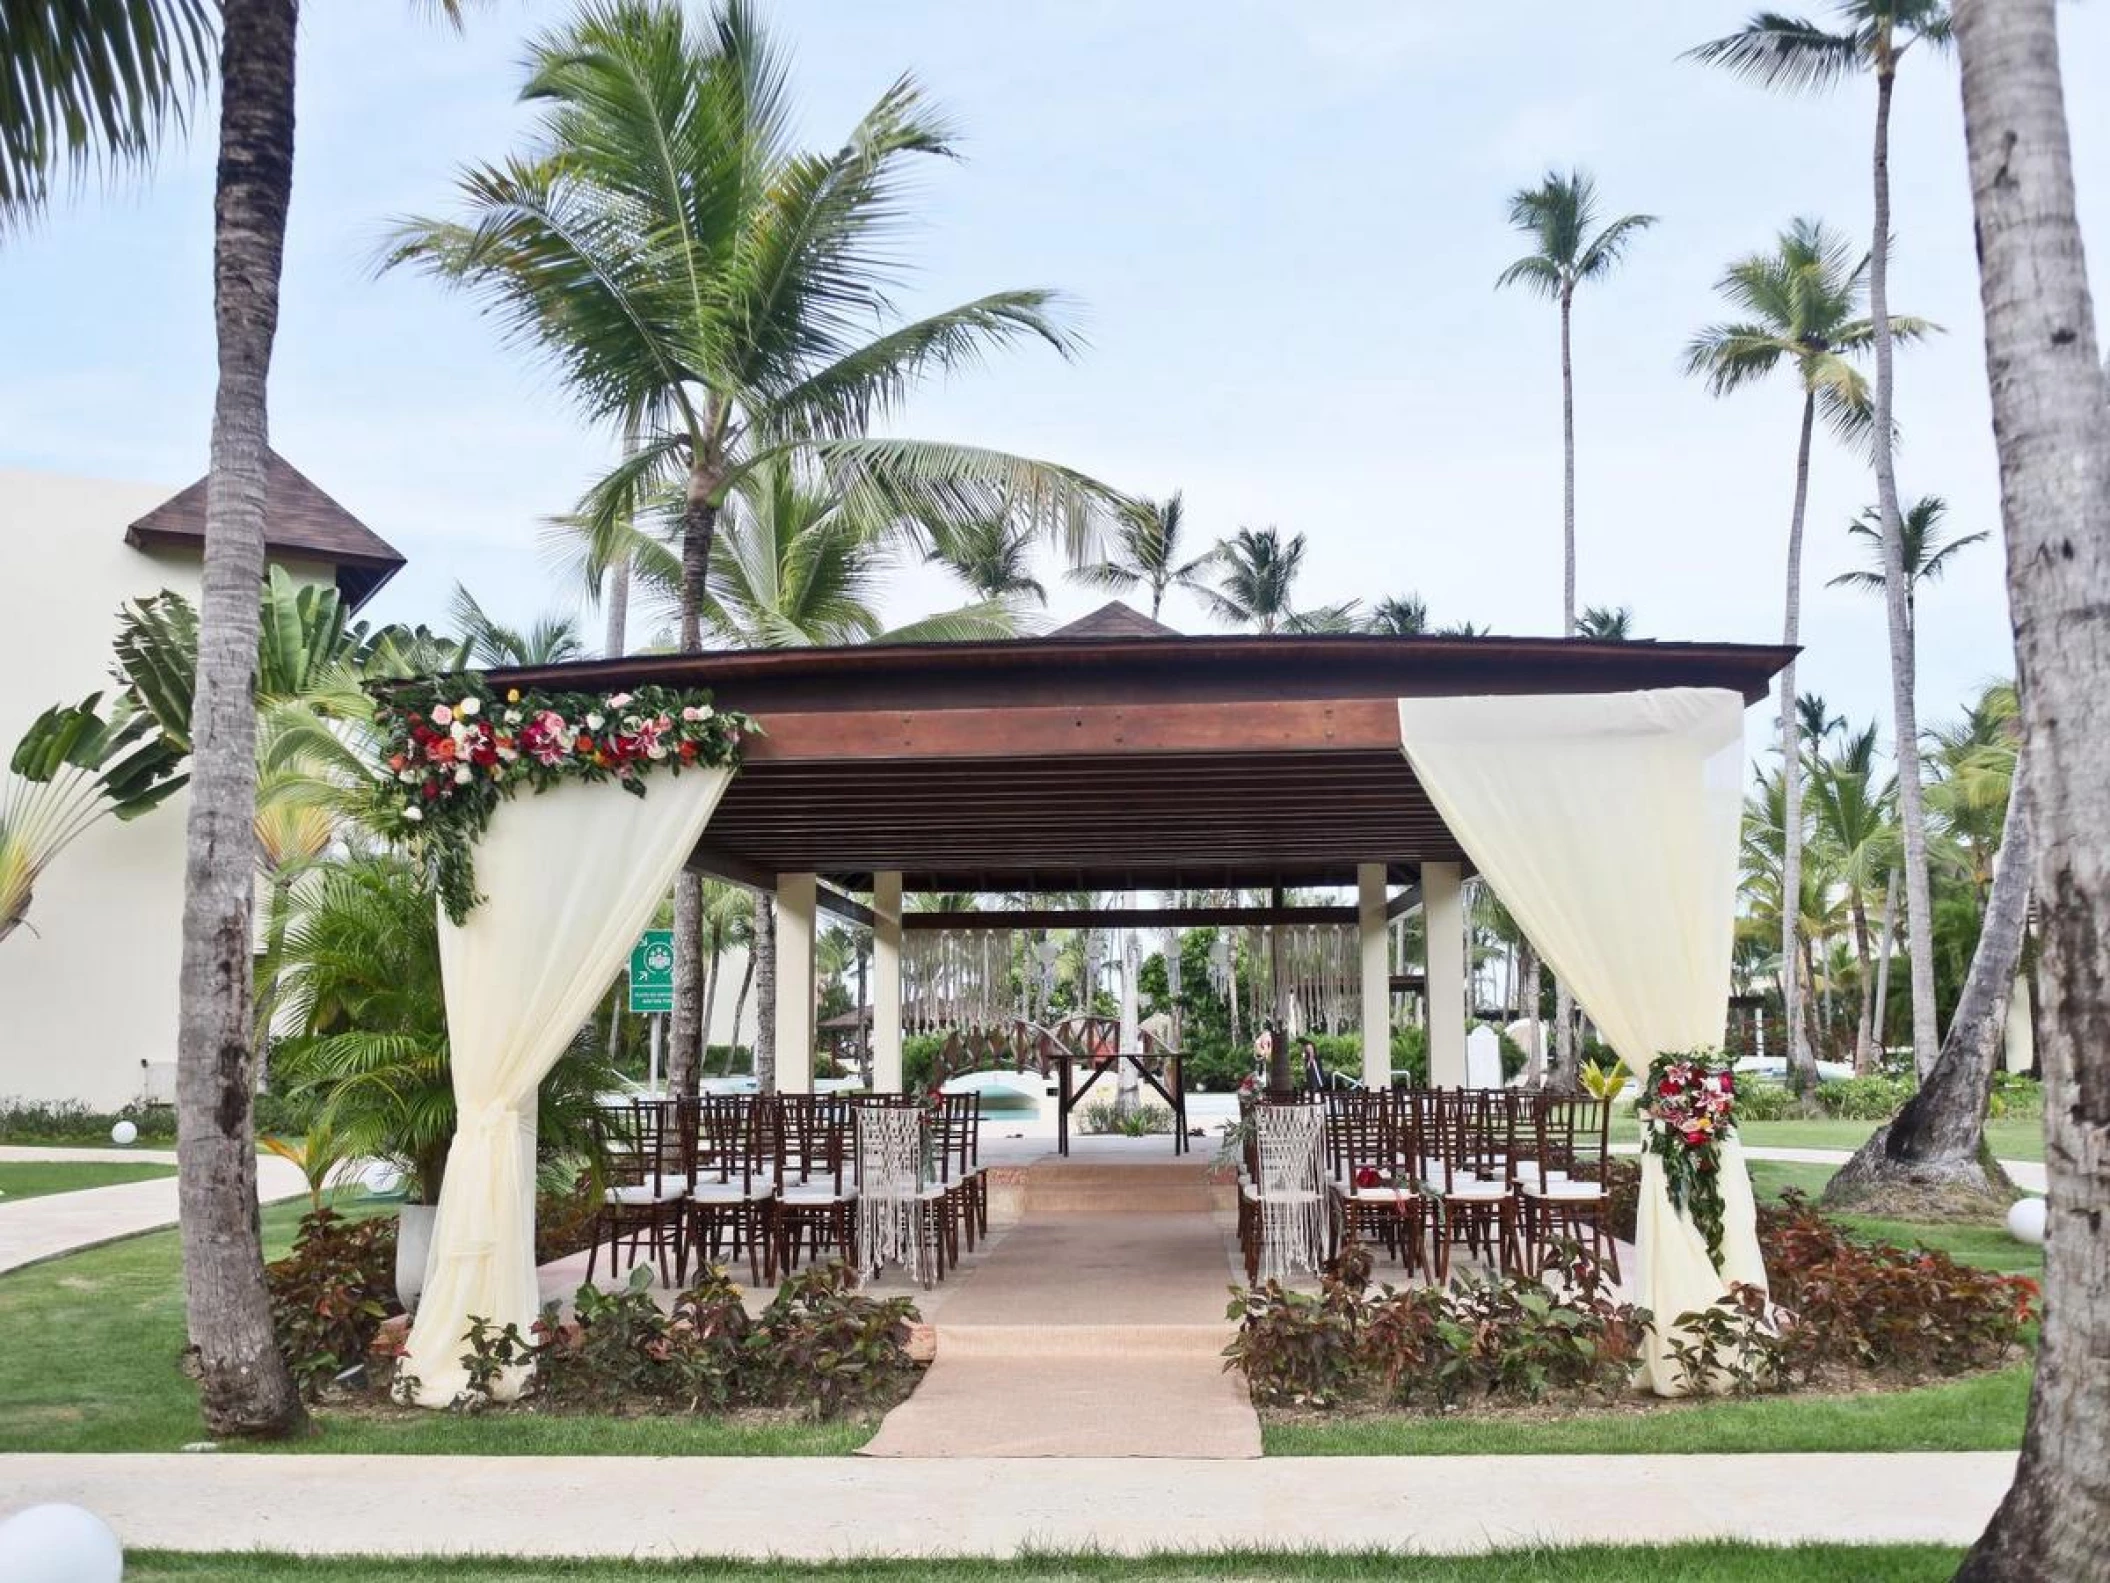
[681, 1094, 772, 1285]
[586, 1100, 686, 1287]
[772, 1095, 857, 1274]
[1517, 1095, 1621, 1282]
[1416, 1088, 1517, 1281]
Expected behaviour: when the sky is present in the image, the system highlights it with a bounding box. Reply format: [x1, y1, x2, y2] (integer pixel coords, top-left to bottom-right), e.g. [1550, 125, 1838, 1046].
[5, 0, 2107, 763]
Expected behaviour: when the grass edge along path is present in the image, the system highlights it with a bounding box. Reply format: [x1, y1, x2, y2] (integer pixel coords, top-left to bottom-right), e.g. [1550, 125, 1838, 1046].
[122, 1544, 1968, 1583]
[0, 1159, 179, 1203]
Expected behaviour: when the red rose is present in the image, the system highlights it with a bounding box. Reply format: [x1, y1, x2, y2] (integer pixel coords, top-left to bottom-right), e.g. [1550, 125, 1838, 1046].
[1354, 1166, 1381, 1189]
[678, 740, 699, 762]
[1659, 1079, 1680, 1097]
[420, 781, 441, 799]
[1683, 1129, 1708, 1147]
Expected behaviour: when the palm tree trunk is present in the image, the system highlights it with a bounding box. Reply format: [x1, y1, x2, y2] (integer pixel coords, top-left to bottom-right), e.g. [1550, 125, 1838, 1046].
[1780, 390, 1819, 1097]
[1850, 889, 1876, 1075]
[1519, 941, 1543, 1085]
[725, 952, 755, 1076]
[1559, 286, 1577, 635]
[668, 466, 723, 1096]
[696, 943, 722, 1093]
[1826, 753, 2030, 1217]
[1951, 3, 2110, 1570]
[752, 895, 777, 1094]
[1871, 870, 1898, 1058]
[176, 0, 304, 1440]
[1550, 979, 1577, 1093]
[1868, 58, 1943, 1082]
[603, 564, 628, 659]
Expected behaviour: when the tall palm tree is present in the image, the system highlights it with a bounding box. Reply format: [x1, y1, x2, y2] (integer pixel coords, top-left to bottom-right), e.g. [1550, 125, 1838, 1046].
[1685, 217, 1931, 1094]
[1690, 0, 1953, 1095]
[1806, 723, 1900, 1070]
[1204, 527, 1305, 633]
[1071, 493, 1214, 622]
[384, 0, 1109, 1085]
[1828, 495, 1987, 630]
[0, 0, 212, 221]
[1949, 4, 2110, 1560]
[1495, 169, 1655, 636]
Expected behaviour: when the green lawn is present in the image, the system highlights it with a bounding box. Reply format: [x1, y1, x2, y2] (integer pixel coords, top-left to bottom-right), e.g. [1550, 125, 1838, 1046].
[1738, 1115, 2044, 1164]
[0, 1158, 178, 1202]
[0, 1194, 867, 1455]
[124, 1545, 1966, 1583]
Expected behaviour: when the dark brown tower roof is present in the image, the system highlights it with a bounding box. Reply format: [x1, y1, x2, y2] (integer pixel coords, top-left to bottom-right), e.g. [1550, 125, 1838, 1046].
[125, 452, 405, 609]
[1048, 601, 1180, 640]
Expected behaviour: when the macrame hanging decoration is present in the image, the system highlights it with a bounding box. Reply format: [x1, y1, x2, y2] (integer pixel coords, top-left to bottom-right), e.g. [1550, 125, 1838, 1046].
[1254, 1101, 1328, 1281]
[902, 927, 1017, 1033]
[854, 1106, 928, 1286]
[1280, 924, 1358, 1035]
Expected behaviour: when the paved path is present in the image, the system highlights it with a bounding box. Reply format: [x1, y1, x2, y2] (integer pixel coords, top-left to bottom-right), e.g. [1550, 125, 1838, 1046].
[0, 1147, 309, 1276]
[0, 1450, 2014, 1558]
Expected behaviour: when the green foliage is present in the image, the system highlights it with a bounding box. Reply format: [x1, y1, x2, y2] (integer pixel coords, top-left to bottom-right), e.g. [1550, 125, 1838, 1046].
[456, 1260, 918, 1421]
[1760, 1192, 2038, 1382]
[1732, 1080, 1799, 1122]
[0, 1098, 176, 1143]
[1666, 1284, 1784, 1397]
[1988, 1074, 2042, 1120]
[1080, 1100, 1172, 1136]
[1640, 1051, 1738, 1271]
[1225, 1242, 1649, 1412]
[266, 1209, 400, 1400]
[1813, 1075, 1916, 1120]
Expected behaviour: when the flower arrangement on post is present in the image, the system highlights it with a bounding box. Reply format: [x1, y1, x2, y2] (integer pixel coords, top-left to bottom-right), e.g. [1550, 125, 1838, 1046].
[1638, 1050, 1738, 1272]
[374, 676, 758, 924]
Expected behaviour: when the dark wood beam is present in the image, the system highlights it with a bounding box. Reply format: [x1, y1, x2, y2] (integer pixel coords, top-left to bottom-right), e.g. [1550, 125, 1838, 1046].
[687, 842, 775, 892]
[817, 887, 874, 929]
[744, 699, 1403, 764]
[1386, 883, 1424, 921]
[902, 904, 1360, 931]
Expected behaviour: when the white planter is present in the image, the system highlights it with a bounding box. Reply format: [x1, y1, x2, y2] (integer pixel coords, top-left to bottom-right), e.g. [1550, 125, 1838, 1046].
[395, 1203, 438, 1313]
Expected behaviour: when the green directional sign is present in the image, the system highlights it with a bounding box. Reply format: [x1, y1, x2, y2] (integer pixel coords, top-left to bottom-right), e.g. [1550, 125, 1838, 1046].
[629, 929, 675, 1014]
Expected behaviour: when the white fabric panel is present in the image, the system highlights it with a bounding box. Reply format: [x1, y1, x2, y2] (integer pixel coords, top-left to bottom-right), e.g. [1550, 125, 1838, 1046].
[401, 768, 733, 1407]
[1395, 688, 1764, 1395]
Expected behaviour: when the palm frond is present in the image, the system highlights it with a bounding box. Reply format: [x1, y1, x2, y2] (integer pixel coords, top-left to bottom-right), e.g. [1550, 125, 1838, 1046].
[1683, 13, 1863, 92]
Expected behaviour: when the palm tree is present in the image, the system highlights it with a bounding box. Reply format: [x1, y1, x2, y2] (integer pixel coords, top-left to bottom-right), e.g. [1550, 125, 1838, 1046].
[446, 585, 586, 669]
[1805, 723, 1900, 1070]
[1495, 169, 1655, 635]
[383, 0, 1109, 1087]
[1204, 527, 1305, 633]
[1828, 495, 1987, 631]
[926, 511, 1048, 619]
[0, 0, 212, 221]
[1950, 6, 2109, 1563]
[1071, 493, 1215, 621]
[1690, 0, 1954, 1099]
[1575, 604, 1634, 639]
[1685, 217, 1931, 1095]
[1366, 595, 1429, 635]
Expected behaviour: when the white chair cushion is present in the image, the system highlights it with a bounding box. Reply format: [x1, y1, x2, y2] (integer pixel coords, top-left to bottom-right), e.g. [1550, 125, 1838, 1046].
[1443, 1179, 1511, 1202]
[604, 1183, 682, 1206]
[689, 1180, 768, 1205]
[779, 1183, 857, 1204]
[1523, 1180, 1607, 1201]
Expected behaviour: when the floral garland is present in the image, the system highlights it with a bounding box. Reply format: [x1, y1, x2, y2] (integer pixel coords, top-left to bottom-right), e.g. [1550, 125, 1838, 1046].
[374, 676, 757, 924]
[1639, 1050, 1738, 1273]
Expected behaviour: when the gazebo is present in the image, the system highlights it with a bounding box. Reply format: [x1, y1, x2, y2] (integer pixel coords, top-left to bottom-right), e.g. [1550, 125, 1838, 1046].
[396, 606, 1792, 1403]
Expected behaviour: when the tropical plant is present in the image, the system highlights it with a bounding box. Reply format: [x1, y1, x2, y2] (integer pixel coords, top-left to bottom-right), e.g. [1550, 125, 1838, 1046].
[273, 852, 619, 1203]
[446, 584, 586, 668]
[1691, 0, 1955, 1094]
[1828, 495, 1987, 620]
[1495, 169, 1655, 635]
[1365, 595, 1428, 635]
[0, 693, 187, 946]
[1575, 604, 1634, 640]
[259, 1121, 356, 1213]
[1805, 723, 1899, 1070]
[0, 0, 213, 222]
[1204, 527, 1306, 633]
[1936, 10, 2106, 1565]
[926, 510, 1048, 616]
[1070, 493, 1214, 622]
[1685, 217, 1930, 1094]
[383, 0, 1110, 1085]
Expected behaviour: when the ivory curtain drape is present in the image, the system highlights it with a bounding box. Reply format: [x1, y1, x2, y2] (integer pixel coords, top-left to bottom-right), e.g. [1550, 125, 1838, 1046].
[401, 768, 734, 1407]
[1395, 688, 1765, 1395]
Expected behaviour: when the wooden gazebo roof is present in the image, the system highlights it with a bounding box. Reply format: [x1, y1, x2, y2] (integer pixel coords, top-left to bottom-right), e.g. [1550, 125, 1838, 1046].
[486, 618, 1793, 897]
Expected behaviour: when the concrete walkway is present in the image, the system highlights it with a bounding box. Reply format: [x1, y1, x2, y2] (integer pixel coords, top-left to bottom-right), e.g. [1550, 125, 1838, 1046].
[0, 1450, 2015, 1558]
[0, 1146, 309, 1276]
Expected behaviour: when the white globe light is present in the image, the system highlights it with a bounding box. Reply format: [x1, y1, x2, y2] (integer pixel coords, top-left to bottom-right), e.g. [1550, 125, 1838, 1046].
[0, 1503, 124, 1583]
[108, 1121, 137, 1147]
[2007, 1197, 2048, 1246]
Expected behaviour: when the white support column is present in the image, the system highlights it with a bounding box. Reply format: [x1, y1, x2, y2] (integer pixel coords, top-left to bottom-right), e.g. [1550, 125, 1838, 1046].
[1424, 861, 1468, 1086]
[774, 873, 817, 1095]
[1358, 863, 1390, 1090]
[872, 871, 904, 1093]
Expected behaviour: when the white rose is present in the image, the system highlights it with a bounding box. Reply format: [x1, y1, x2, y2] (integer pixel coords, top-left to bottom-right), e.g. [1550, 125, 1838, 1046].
[586, 712, 605, 730]
[403, 804, 424, 823]
[647, 744, 668, 761]
[503, 709, 522, 725]
[459, 696, 480, 717]
[453, 764, 473, 785]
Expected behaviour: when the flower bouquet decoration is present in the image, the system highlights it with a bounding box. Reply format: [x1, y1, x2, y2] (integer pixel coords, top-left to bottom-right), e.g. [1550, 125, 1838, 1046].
[375, 677, 757, 923]
[1638, 1050, 1737, 1272]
